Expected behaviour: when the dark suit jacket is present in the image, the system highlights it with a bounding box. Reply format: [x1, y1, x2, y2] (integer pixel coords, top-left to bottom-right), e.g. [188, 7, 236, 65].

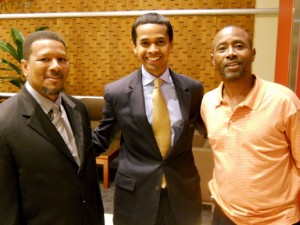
[93, 69, 204, 225]
[0, 88, 104, 225]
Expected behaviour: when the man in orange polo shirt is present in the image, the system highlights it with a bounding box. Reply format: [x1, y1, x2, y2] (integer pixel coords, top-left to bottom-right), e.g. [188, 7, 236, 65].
[201, 25, 300, 224]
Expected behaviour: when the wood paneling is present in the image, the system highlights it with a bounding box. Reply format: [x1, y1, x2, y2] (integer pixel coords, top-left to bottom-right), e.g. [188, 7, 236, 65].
[0, 0, 254, 95]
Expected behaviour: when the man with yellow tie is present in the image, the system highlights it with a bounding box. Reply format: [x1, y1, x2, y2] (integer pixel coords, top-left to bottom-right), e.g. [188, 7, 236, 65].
[93, 12, 205, 225]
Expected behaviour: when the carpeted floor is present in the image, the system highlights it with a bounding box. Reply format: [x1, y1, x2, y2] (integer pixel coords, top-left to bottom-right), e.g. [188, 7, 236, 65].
[98, 163, 213, 225]
[100, 182, 115, 214]
[100, 182, 213, 225]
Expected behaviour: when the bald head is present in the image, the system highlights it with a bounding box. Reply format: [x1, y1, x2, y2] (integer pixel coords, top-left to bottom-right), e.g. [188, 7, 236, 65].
[210, 25, 256, 81]
[211, 26, 253, 53]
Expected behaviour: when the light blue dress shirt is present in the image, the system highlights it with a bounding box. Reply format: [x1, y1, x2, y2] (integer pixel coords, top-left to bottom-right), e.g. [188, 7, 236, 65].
[141, 66, 183, 146]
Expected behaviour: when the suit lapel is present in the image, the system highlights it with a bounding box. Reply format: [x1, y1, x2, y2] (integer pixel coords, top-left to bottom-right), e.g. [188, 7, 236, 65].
[20, 89, 78, 165]
[128, 70, 160, 153]
[127, 69, 193, 156]
[169, 70, 192, 151]
[62, 94, 85, 167]
[171, 71, 191, 125]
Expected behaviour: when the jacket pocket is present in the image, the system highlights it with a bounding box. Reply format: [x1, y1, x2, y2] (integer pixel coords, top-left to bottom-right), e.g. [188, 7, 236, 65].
[115, 172, 136, 191]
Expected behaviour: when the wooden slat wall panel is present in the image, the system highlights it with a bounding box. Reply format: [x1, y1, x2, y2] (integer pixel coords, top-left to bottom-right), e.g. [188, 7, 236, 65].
[0, 0, 254, 95]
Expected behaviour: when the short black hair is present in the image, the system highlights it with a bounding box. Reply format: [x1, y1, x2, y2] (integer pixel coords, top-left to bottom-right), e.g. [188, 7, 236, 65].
[23, 30, 66, 60]
[131, 13, 173, 45]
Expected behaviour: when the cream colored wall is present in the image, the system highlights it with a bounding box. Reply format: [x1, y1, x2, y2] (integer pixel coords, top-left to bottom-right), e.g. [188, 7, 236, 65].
[253, 0, 279, 81]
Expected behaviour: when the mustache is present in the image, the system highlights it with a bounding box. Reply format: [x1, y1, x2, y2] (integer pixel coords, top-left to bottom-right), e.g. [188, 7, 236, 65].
[46, 72, 64, 78]
[224, 60, 242, 66]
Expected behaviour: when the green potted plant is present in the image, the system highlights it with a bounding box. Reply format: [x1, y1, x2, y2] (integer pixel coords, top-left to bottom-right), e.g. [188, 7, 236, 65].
[0, 26, 49, 88]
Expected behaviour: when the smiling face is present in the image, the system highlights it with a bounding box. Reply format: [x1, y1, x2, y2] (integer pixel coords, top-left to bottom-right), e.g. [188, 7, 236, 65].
[21, 39, 69, 101]
[133, 23, 173, 77]
[211, 26, 256, 81]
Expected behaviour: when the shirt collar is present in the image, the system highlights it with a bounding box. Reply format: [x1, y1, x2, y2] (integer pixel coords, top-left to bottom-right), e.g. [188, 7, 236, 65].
[244, 75, 265, 110]
[141, 65, 172, 86]
[215, 75, 265, 110]
[215, 82, 224, 107]
[25, 81, 62, 114]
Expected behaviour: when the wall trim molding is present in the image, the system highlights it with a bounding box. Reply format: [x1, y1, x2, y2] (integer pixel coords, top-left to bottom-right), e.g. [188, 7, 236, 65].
[0, 92, 103, 99]
[0, 9, 278, 19]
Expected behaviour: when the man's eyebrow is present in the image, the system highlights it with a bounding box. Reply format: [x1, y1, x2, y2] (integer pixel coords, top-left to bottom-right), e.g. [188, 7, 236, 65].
[139, 37, 166, 41]
[215, 41, 226, 48]
[138, 38, 148, 42]
[216, 39, 246, 46]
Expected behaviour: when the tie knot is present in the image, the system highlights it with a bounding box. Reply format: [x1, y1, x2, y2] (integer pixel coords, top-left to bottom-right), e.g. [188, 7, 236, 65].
[48, 104, 61, 121]
[154, 78, 163, 88]
[52, 103, 61, 113]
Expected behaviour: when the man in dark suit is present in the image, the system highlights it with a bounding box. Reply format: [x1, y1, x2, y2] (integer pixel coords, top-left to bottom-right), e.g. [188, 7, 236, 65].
[93, 13, 204, 225]
[0, 31, 104, 225]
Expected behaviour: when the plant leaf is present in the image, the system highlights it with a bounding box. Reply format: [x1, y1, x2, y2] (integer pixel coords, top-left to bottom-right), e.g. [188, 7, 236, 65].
[35, 26, 49, 31]
[0, 76, 25, 88]
[11, 28, 24, 62]
[0, 26, 50, 89]
[0, 67, 14, 72]
[0, 42, 20, 62]
[0, 59, 23, 75]
[0, 75, 21, 80]
[9, 79, 23, 88]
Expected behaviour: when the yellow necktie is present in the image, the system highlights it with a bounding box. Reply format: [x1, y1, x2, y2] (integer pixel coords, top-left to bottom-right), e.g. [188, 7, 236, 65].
[152, 78, 171, 188]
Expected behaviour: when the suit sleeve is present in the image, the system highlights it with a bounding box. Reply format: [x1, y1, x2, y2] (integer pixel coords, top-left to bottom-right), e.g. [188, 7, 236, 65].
[194, 81, 207, 137]
[0, 132, 20, 225]
[92, 86, 120, 155]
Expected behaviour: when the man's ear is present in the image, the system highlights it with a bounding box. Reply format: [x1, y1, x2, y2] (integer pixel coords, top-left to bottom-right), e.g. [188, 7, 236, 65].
[133, 42, 137, 54]
[252, 48, 256, 62]
[210, 53, 215, 66]
[21, 59, 28, 77]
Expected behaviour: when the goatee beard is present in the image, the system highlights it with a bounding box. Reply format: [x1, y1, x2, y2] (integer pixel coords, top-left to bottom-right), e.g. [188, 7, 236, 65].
[42, 87, 63, 96]
[223, 70, 242, 80]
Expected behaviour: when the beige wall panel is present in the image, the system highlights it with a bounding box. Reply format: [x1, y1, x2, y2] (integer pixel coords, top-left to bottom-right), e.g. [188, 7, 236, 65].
[0, 0, 254, 95]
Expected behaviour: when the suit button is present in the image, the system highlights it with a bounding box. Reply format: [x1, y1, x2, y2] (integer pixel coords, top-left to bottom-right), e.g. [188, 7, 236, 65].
[82, 200, 86, 204]
[155, 185, 161, 191]
[78, 170, 86, 177]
